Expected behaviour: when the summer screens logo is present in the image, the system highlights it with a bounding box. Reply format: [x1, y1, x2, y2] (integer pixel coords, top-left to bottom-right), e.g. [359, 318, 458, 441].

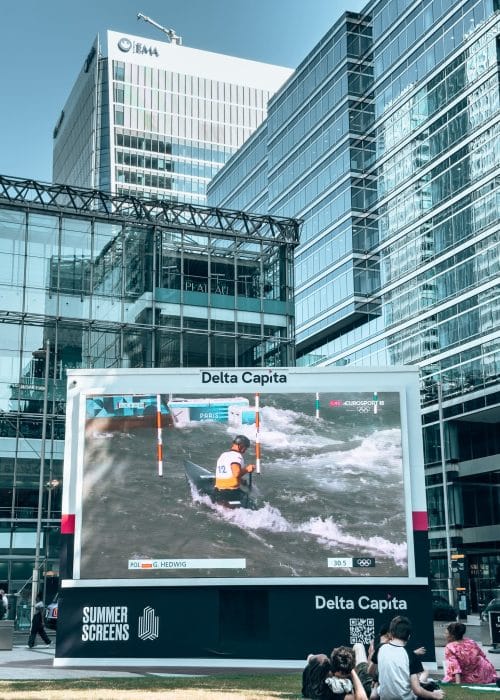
[138, 606, 159, 641]
[79, 605, 159, 642]
[79, 391, 409, 581]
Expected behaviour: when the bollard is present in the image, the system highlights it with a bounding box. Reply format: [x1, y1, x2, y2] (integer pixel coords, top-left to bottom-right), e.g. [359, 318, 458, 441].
[0, 620, 14, 650]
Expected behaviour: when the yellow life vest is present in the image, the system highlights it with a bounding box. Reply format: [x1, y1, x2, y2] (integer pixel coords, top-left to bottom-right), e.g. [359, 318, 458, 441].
[215, 449, 243, 490]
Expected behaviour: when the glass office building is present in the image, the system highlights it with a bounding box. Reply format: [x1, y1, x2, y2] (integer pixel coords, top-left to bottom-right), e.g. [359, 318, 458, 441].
[53, 30, 292, 204]
[0, 175, 298, 598]
[209, 0, 500, 608]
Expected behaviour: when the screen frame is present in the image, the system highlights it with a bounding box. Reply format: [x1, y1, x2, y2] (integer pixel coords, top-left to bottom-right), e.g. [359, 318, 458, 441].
[63, 366, 426, 588]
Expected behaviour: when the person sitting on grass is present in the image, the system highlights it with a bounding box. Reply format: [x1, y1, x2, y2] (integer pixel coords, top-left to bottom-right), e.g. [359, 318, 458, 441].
[367, 621, 430, 690]
[443, 621, 497, 685]
[302, 645, 369, 699]
[370, 615, 444, 699]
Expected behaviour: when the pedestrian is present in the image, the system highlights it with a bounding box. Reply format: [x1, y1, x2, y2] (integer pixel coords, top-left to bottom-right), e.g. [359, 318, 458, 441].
[27, 593, 51, 648]
[0, 589, 8, 620]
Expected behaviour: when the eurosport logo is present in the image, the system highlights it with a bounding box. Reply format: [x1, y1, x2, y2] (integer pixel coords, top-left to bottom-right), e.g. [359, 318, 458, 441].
[329, 399, 384, 414]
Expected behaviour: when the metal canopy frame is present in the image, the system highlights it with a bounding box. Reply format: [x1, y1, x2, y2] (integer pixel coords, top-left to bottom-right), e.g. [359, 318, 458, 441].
[0, 175, 301, 245]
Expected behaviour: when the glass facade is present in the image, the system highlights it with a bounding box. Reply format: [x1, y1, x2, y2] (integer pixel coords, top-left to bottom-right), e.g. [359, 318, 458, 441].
[53, 31, 292, 204]
[0, 175, 298, 597]
[208, 0, 500, 607]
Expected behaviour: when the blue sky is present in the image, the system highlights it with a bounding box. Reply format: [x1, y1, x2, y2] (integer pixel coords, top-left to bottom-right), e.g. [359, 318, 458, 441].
[1, 0, 364, 183]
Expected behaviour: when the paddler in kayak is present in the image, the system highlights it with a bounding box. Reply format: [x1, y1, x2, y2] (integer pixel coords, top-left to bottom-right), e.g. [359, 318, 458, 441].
[214, 435, 255, 506]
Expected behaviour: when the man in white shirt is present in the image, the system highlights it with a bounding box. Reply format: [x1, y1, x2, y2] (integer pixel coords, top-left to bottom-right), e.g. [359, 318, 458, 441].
[372, 616, 444, 700]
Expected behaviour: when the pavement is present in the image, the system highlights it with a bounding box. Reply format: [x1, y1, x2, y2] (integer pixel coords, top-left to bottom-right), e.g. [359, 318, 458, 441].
[0, 618, 499, 681]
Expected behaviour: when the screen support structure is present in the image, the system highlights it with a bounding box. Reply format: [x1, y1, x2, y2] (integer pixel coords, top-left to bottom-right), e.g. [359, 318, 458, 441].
[437, 381, 454, 607]
[31, 339, 50, 618]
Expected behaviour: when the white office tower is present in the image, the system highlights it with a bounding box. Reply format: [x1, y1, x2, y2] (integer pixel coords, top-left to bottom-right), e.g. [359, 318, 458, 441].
[53, 30, 292, 203]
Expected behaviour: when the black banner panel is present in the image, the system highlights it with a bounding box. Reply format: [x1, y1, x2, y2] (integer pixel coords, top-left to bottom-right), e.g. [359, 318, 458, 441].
[55, 584, 435, 664]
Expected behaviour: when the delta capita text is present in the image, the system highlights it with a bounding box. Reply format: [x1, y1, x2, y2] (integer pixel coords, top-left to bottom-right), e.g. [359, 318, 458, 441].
[201, 370, 287, 385]
[315, 595, 408, 613]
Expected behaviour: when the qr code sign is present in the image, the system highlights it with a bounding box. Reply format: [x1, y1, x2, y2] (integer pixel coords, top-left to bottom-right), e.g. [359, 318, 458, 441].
[349, 617, 375, 645]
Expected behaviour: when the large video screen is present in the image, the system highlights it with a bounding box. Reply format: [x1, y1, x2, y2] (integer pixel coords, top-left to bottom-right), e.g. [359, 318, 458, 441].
[78, 389, 409, 581]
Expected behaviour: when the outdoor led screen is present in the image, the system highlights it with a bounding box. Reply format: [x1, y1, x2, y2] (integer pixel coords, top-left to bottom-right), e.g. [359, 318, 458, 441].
[63, 368, 425, 585]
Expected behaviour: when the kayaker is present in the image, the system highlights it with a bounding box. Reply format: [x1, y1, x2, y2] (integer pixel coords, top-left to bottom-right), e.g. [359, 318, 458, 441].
[215, 435, 255, 505]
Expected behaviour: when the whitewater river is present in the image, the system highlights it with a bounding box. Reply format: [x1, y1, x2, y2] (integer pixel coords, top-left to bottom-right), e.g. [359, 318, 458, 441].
[80, 392, 409, 581]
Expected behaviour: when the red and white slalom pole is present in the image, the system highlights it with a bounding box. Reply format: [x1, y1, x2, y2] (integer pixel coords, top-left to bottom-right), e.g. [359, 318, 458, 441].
[156, 394, 163, 477]
[255, 392, 261, 474]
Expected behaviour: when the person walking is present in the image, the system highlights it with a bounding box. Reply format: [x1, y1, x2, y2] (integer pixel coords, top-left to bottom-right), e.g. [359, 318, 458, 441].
[27, 593, 51, 648]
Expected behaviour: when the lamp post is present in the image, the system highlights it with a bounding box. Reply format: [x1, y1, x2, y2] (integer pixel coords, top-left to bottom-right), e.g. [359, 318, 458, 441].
[31, 339, 50, 617]
[437, 381, 454, 606]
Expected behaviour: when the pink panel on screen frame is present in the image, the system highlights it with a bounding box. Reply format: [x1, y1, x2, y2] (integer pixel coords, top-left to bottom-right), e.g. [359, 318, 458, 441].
[412, 511, 428, 531]
[61, 513, 75, 534]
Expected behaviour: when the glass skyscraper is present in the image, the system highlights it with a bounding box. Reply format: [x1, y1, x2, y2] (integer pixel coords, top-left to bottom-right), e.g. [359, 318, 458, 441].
[209, 0, 500, 607]
[53, 30, 292, 204]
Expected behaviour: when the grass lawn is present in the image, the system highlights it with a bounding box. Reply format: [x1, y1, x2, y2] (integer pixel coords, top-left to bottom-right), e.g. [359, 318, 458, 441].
[0, 675, 499, 699]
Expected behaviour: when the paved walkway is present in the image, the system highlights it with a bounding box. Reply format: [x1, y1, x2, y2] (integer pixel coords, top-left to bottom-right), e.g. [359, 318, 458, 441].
[0, 644, 141, 680]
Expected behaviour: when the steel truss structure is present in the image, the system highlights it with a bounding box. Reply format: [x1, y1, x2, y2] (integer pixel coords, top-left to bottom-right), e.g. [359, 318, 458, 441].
[0, 175, 300, 244]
